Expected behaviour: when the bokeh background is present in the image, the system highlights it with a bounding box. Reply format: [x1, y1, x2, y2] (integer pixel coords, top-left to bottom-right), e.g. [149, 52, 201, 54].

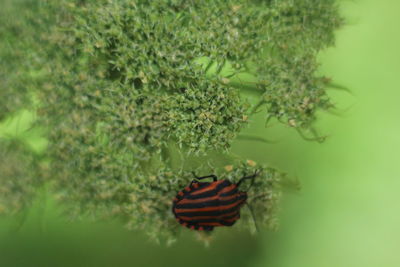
[1, 0, 399, 266]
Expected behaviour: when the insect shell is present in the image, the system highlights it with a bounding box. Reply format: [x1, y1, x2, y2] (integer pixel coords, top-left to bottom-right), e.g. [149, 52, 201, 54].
[172, 172, 258, 231]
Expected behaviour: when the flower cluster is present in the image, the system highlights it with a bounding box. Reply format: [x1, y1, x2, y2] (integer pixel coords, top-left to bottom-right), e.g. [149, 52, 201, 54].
[0, 0, 341, 241]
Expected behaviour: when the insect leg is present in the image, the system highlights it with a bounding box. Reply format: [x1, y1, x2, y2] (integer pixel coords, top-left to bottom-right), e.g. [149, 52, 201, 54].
[189, 180, 197, 187]
[191, 172, 217, 182]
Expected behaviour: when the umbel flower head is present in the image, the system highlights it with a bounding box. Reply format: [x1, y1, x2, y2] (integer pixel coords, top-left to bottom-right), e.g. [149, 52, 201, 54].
[0, 0, 341, 242]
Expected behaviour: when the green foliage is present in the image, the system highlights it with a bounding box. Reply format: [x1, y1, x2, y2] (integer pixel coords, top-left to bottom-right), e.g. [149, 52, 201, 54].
[0, 0, 341, 241]
[0, 0, 53, 120]
[0, 139, 47, 215]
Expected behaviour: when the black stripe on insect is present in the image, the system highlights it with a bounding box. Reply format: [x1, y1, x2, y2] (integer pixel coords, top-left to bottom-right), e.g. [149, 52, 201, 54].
[172, 170, 260, 231]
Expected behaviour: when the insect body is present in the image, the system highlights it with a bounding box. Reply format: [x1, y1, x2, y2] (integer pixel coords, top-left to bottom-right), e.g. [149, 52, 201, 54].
[172, 172, 258, 231]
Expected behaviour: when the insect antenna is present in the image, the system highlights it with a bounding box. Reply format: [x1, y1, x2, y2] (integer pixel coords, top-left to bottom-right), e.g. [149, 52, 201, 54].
[236, 169, 260, 190]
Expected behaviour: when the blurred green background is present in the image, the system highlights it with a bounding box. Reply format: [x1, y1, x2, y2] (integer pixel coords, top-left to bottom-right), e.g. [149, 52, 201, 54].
[1, 0, 399, 266]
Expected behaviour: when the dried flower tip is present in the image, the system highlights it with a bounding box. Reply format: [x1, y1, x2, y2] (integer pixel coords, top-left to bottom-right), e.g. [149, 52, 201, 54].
[224, 165, 234, 172]
[247, 160, 257, 167]
[288, 119, 297, 127]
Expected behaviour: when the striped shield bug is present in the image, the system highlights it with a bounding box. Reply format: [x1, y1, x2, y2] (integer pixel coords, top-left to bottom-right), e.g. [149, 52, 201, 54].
[172, 171, 259, 231]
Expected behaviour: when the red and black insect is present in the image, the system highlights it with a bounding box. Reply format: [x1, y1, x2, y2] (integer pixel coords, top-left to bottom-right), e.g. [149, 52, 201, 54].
[172, 171, 258, 231]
